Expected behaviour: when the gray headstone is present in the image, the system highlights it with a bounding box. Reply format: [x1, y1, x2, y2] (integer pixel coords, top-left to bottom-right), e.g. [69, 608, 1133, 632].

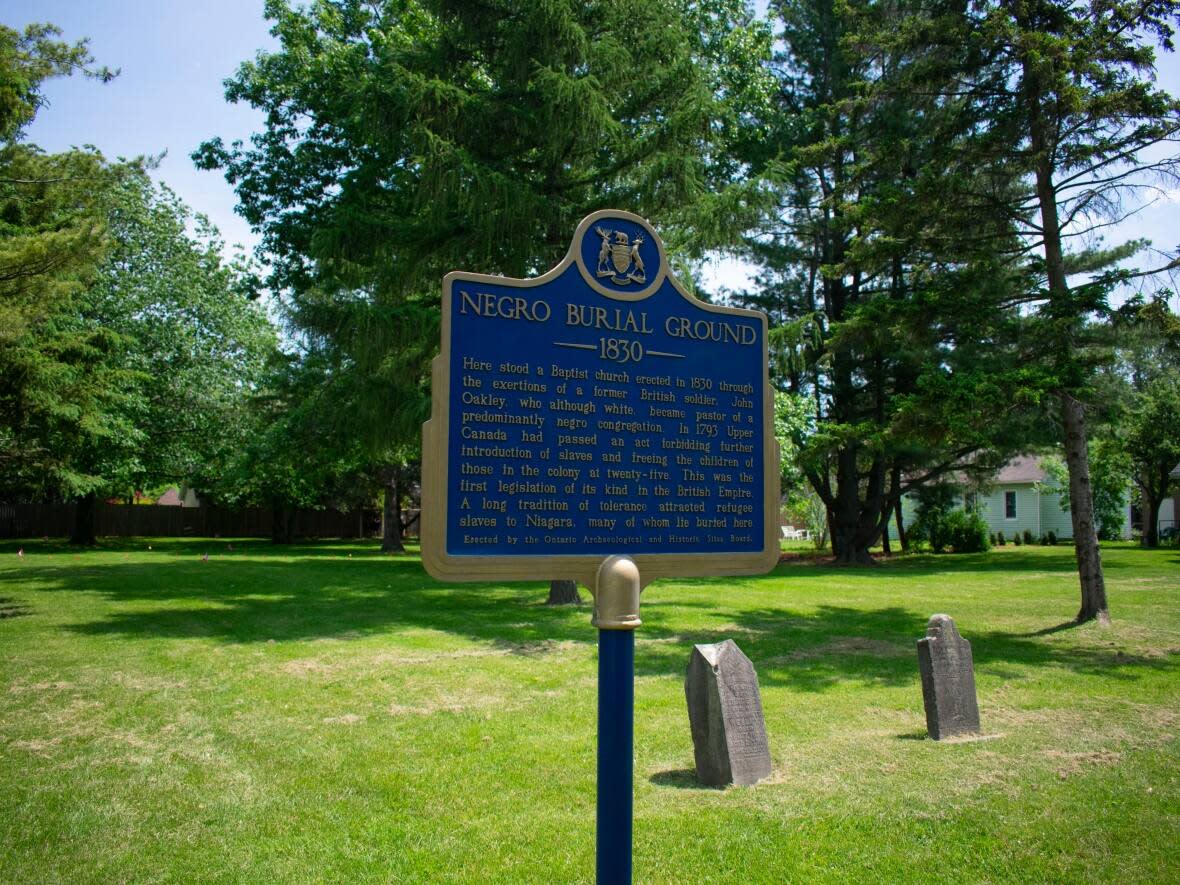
[685, 639, 772, 786]
[917, 614, 981, 740]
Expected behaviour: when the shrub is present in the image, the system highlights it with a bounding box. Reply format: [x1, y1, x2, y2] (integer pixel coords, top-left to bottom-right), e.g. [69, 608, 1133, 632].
[1013, 532, 1022, 546]
[944, 509, 991, 553]
[1046, 531, 1057, 546]
[910, 509, 950, 553]
[908, 484, 960, 553]
[997, 531, 1005, 546]
[1040, 534, 1049, 546]
[1023, 529, 1035, 545]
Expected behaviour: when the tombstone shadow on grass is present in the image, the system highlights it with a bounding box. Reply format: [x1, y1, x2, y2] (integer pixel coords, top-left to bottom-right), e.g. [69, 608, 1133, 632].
[634, 604, 927, 692]
[648, 768, 726, 790]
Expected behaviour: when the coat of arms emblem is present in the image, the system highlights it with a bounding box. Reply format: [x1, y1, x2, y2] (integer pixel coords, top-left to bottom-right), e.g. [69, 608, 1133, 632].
[594, 226, 646, 285]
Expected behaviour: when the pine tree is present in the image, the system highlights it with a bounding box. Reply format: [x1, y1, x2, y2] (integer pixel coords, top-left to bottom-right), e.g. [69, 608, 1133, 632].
[876, 0, 1180, 620]
[733, 0, 1037, 563]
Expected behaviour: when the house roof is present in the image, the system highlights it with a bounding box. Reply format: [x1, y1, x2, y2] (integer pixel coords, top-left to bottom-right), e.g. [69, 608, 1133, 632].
[993, 454, 1049, 484]
[155, 488, 183, 507]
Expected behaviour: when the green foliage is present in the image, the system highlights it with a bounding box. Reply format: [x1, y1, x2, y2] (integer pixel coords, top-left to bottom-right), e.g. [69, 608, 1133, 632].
[195, 0, 764, 508]
[0, 24, 138, 499]
[1125, 376, 1180, 545]
[0, 24, 135, 397]
[945, 510, 991, 554]
[208, 351, 368, 514]
[857, 0, 1180, 614]
[728, 0, 1038, 562]
[1, 165, 276, 500]
[196, 0, 758, 293]
[910, 487, 990, 554]
[907, 484, 956, 553]
[0, 22, 115, 141]
[1038, 450, 1130, 541]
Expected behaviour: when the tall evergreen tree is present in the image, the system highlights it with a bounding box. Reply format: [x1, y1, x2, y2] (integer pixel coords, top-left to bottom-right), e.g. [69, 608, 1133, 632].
[733, 0, 1037, 563]
[0, 23, 138, 500]
[15, 170, 276, 542]
[873, 0, 1180, 620]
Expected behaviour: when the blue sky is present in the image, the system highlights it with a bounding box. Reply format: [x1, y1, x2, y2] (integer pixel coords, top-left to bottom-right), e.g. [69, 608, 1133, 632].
[7, 0, 1179, 299]
[6, 0, 275, 257]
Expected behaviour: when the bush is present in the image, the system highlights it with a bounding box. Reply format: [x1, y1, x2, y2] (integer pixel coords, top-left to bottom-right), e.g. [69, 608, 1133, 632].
[1013, 532, 1022, 546]
[944, 509, 991, 553]
[1046, 531, 1057, 546]
[1023, 529, 1035, 545]
[915, 509, 992, 553]
[997, 531, 1006, 546]
[908, 484, 959, 553]
[907, 486, 991, 554]
[1039, 534, 1049, 546]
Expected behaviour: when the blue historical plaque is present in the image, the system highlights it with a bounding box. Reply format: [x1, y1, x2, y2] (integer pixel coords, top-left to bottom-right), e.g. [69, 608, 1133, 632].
[422, 210, 778, 585]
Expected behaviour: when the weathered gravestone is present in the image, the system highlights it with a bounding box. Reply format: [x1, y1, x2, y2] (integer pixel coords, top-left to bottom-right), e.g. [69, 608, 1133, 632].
[916, 614, 981, 740]
[685, 640, 772, 786]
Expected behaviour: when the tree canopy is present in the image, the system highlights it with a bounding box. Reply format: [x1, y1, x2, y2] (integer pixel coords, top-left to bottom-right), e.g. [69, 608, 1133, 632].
[0, 25, 277, 541]
[196, 0, 766, 549]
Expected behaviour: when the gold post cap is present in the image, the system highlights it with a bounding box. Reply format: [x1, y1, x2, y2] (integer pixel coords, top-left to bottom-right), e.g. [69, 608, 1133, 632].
[592, 555, 642, 630]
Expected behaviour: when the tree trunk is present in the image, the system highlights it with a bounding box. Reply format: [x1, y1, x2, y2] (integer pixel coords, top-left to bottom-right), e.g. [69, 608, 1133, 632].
[1061, 393, 1110, 625]
[271, 506, 294, 544]
[382, 470, 405, 553]
[832, 519, 874, 564]
[70, 493, 97, 546]
[1022, 58, 1110, 624]
[546, 580, 582, 605]
[1141, 488, 1161, 548]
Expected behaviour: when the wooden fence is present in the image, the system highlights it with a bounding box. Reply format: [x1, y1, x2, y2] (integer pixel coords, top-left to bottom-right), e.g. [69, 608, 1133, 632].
[0, 502, 377, 540]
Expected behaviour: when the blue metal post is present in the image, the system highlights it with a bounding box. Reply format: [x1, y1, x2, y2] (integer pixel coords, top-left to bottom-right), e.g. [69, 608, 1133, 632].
[597, 628, 634, 884]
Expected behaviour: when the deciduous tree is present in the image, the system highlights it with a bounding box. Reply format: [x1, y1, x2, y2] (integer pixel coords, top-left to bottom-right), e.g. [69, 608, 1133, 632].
[197, 0, 766, 571]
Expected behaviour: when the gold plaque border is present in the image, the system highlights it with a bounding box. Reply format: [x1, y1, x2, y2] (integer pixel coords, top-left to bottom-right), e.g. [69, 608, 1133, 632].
[421, 209, 780, 591]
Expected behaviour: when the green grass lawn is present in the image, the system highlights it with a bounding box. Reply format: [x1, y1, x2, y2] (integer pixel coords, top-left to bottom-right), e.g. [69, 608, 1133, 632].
[1, 539, 1177, 883]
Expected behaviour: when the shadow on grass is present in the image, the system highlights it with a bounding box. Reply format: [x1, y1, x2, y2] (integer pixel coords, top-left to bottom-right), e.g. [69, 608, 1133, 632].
[775, 549, 1146, 576]
[648, 769, 724, 790]
[1022, 620, 1083, 637]
[1, 541, 1174, 691]
[0, 596, 31, 618]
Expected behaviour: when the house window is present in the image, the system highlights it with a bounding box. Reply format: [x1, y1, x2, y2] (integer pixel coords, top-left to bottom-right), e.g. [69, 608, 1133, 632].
[1005, 491, 1017, 519]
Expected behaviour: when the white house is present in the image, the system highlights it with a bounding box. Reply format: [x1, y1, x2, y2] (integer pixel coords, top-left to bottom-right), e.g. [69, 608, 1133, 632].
[893, 454, 1133, 542]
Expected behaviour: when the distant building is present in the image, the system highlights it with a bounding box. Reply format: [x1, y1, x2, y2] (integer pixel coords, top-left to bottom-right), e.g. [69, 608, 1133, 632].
[153, 486, 202, 508]
[894, 454, 1132, 542]
[155, 488, 184, 507]
[1154, 463, 1180, 538]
